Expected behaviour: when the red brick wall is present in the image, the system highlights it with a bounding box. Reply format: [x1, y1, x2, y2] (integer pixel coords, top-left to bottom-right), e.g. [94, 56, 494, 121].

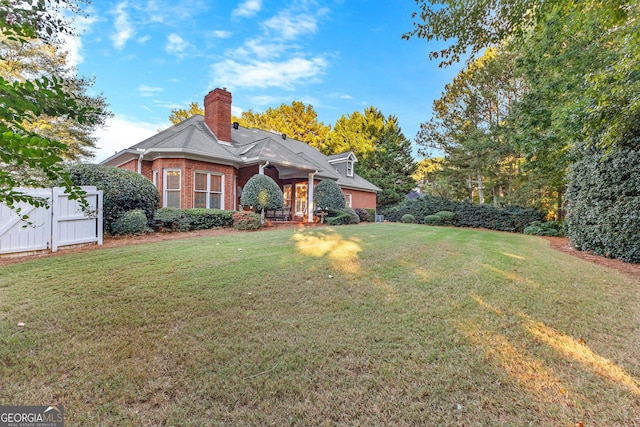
[119, 159, 137, 172]
[342, 188, 377, 210]
[148, 158, 236, 210]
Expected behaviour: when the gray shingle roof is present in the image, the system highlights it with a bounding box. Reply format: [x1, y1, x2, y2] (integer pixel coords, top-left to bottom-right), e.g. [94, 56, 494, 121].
[101, 115, 381, 192]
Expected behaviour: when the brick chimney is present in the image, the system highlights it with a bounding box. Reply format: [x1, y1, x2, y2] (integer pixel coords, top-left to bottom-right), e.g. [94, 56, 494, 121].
[204, 88, 232, 142]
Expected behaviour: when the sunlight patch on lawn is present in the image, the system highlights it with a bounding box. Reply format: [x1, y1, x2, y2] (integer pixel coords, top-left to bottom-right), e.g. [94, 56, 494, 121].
[461, 322, 573, 408]
[291, 229, 362, 274]
[502, 252, 526, 260]
[482, 263, 540, 288]
[522, 316, 640, 396]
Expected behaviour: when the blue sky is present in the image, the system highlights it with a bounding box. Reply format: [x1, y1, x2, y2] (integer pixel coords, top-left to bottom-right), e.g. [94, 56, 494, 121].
[64, 0, 463, 162]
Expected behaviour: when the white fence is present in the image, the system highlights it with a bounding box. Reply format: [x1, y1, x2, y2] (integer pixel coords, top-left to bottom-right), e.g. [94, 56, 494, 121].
[0, 187, 103, 255]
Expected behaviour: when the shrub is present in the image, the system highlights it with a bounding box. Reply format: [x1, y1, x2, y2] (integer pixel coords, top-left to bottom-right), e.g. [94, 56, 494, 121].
[401, 214, 416, 223]
[326, 208, 360, 225]
[354, 208, 370, 222]
[523, 221, 564, 237]
[154, 208, 190, 231]
[314, 179, 345, 210]
[424, 215, 443, 226]
[233, 211, 263, 231]
[68, 164, 160, 234]
[435, 211, 455, 225]
[111, 209, 151, 235]
[565, 144, 640, 262]
[366, 208, 376, 222]
[378, 196, 545, 232]
[241, 174, 284, 216]
[184, 209, 234, 230]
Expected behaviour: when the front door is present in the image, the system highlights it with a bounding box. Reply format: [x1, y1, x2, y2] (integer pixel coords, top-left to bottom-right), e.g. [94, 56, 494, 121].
[295, 183, 307, 216]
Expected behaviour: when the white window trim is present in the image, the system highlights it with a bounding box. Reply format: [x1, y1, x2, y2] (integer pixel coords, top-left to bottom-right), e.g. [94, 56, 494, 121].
[194, 171, 225, 210]
[346, 160, 354, 177]
[283, 184, 292, 207]
[345, 193, 352, 208]
[152, 170, 158, 187]
[164, 168, 181, 208]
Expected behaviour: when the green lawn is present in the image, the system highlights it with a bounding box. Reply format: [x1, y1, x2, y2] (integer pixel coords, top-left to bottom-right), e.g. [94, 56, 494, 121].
[1, 224, 639, 426]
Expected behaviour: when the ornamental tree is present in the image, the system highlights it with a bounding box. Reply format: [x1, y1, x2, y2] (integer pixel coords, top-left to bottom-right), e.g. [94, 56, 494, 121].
[314, 179, 345, 211]
[240, 174, 284, 219]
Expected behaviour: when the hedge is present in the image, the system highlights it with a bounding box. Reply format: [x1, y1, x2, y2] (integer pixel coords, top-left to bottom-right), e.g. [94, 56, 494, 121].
[565, 144, 640, 262]
[154, 208, 234, 232]
[378, 196, 544, 233]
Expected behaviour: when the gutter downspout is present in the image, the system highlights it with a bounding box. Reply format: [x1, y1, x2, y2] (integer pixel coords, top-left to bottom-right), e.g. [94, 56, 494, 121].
[137, 150, 144, 174]
[259, 161, 270, 175]
[307, 171, 318, 223]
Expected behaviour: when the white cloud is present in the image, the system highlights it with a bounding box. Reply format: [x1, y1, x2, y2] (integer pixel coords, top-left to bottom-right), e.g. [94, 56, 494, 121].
[138, 85, 164, 97]
[92, 115, 168, 163]
[111, 2, 135, 50]
[58, 12, 98, 68]
[262, 12, 317, 40]
[165, 33, 189, 56]
[232, 0, 262, 18]
[211, 30, 232, 39]
[212, 56, 327, 90]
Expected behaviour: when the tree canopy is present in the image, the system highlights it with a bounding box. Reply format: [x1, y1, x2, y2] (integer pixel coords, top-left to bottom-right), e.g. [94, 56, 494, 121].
[0, 0, 107, 211]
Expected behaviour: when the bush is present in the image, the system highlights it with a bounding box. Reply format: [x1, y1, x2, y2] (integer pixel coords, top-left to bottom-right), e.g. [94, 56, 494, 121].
[424, 215, 443, 226]
[565, 144, 640, 262]
[435, 211, 455, 225]
[241, 174, 284, 215]
[314, 179, 346, 210]
[154, 208, 190, 231]
[233, 211, 263, 231]
[354, 208, 370, 222]
[68, 164, 160, 234]
[326, 208, 360, 226]
[524, 221, 564, 237]
[401, 214, 416, 223]
[111, 209, 151, 235]
[366, 208, 376, 222]
[378, 196, 545, 232]
[184, 209, 234, 230]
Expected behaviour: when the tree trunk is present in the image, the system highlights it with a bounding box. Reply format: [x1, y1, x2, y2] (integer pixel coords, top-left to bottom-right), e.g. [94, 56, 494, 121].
[477, 170, 484, 205]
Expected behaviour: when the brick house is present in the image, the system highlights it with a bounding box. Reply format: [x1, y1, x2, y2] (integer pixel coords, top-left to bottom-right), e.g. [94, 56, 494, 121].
[100, 88, 380, 222]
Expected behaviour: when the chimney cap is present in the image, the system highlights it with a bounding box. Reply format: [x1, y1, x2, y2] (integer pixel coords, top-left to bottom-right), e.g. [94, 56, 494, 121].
[281, 133, 287, 140]
[233, 122, 239, 129]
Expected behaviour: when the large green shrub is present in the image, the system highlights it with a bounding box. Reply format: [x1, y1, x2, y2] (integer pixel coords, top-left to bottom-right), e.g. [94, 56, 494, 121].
[314, 179, 345, 210]
[68, 164, 160, 234]
[241, 174, 284, 216]
[565, 144, 640, 262]
[111, 209, 151, 235]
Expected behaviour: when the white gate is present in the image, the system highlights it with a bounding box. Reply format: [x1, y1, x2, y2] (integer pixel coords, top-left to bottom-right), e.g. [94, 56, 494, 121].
[0, 187, 103, 255]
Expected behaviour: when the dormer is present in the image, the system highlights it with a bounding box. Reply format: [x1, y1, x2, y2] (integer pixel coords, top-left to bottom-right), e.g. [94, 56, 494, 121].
[327, 151, 357, 178]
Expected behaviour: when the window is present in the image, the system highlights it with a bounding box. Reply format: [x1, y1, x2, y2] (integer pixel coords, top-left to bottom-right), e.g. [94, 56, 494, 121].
[164, 169, 181, 208]
[152, 170, 158, 187]
[283, 185, 292, 207]
[346, 159, 354, 177]
[295, 183, 307, 216]
[194, 172, 224, 209]
[345, 193, 352, 208]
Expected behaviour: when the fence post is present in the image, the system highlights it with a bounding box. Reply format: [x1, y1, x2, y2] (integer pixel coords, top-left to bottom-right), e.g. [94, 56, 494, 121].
[50, 187, 59, 252]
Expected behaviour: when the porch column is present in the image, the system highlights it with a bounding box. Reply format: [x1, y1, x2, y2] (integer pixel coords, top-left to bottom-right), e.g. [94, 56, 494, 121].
[307, 171, 317, 223]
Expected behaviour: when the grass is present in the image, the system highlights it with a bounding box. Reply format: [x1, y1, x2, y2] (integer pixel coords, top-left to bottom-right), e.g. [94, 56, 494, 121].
[1, 223, 639, 426]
